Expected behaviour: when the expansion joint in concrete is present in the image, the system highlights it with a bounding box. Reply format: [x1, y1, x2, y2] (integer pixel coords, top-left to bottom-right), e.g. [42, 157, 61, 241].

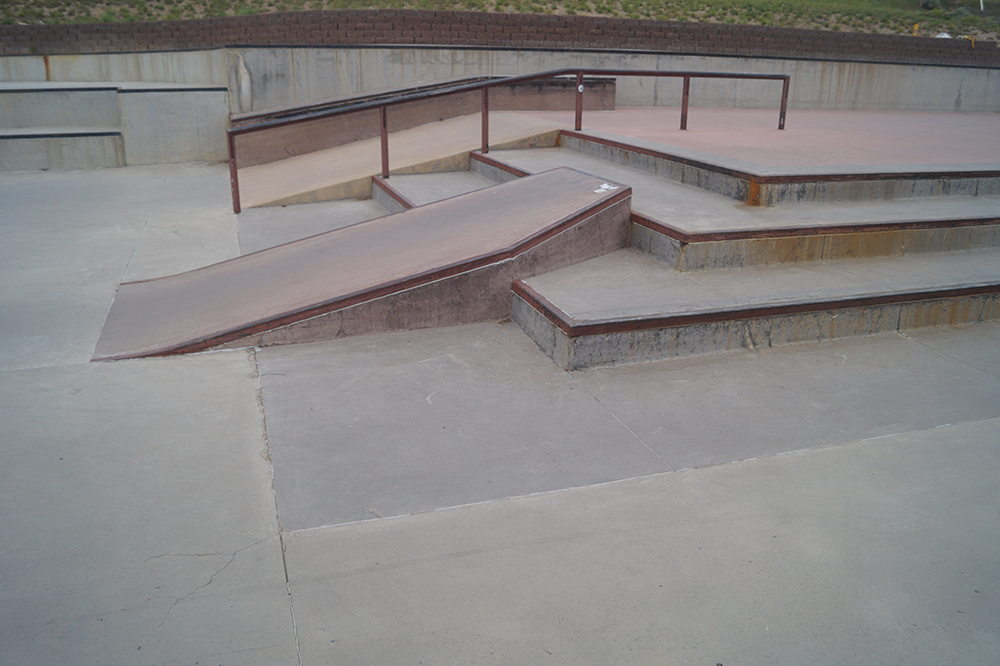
[248, 346, 303, 666]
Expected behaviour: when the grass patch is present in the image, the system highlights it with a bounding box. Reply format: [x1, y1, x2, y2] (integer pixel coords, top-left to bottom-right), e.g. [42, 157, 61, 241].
[1, 0, 997, 42]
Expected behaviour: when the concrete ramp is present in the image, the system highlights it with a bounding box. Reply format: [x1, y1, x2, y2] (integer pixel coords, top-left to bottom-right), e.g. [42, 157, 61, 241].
[93, 168, 631, 360]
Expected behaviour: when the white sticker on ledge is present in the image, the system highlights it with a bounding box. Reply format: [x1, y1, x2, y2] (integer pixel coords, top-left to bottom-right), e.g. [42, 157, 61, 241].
[594, 183, 619, 193]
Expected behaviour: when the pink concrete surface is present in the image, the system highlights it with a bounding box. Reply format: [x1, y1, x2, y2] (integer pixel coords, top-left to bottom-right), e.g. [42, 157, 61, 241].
[518, 108, 1000, 167]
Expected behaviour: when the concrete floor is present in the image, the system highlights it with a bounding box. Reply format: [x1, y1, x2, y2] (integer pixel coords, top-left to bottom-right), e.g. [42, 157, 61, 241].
[2, 161, 999, 665]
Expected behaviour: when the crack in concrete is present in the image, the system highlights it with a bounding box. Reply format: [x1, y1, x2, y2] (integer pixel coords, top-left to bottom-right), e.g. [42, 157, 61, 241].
[156, 534, 273, 627]
[565, 369, 674, 473]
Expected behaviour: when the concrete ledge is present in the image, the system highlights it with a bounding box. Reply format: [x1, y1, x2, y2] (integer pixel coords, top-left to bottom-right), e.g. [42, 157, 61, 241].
[0, 130, 124, 170]
[564, 130, 1000, 206]
[513, 280, 1000, 370]
[631, 213, 1000, 270]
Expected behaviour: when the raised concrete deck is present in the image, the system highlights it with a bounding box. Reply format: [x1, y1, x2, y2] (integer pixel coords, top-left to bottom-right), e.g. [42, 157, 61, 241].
[93, 168, 631, 359]
[520, 107, 1000, 167]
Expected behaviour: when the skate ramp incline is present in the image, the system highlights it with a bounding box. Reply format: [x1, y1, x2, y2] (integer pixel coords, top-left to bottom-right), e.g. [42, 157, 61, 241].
[93, 168, 631, 360]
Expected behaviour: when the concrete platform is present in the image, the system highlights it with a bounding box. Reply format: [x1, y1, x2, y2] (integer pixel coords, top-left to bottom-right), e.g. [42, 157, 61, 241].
[520, 108, 1000, 167]
[490, 146, 1000, 234]
[3, 162, 1000, 665]
[513, 247, 1000, 369]
[236, 112, 561, 208]
[93, 168, 631, 359]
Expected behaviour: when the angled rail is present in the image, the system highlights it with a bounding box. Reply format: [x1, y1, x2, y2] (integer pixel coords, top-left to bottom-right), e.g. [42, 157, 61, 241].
[226, 68, 790, 213]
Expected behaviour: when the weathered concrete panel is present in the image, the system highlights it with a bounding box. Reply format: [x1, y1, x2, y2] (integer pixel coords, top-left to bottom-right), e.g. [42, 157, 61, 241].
[0, 55, 46, 82]
[234, 47, 1000, 114]
[0, 134, 124, 171]
[44, 50, 228, 85]
[0, 89, 119, 128]
[120, 90, 229, 165]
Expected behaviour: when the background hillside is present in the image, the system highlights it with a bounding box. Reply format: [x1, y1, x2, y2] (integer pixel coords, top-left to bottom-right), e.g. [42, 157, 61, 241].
[3, 0, 998, 42]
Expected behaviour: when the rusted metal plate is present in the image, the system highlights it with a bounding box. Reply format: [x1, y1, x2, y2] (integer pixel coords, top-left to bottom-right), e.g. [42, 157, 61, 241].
[93, 168, 630, 360]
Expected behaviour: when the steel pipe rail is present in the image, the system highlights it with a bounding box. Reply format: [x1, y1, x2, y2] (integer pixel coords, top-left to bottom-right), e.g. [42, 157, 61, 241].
[226, 68, 790, 213]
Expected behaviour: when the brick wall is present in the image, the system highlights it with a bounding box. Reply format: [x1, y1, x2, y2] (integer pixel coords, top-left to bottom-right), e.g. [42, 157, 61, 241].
[1, 10, 997, 68]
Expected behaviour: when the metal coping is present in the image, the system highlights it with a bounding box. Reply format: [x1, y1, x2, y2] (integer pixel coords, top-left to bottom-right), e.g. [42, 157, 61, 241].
[0, 130, 122, 139]
[0, 84, 228, 93]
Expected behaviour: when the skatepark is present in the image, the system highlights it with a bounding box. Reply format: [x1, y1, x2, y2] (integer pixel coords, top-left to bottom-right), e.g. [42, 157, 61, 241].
[2, 19, 1000, 665]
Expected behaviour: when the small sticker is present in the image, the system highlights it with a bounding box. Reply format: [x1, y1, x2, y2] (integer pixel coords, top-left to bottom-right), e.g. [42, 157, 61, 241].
[578, 84, 584, 93]
[593, 183, 619, 193]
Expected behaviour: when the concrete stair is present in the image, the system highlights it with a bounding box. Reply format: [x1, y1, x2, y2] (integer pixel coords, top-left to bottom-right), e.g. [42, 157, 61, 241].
[0, 81, 229, 171]
[477, 130, 1000, 369]
[512, 247, 1000, 369]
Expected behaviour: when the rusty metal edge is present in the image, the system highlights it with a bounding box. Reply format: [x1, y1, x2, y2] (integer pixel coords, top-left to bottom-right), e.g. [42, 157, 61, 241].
[470, 150, 532, 178]
[630, 211, 1000, 244]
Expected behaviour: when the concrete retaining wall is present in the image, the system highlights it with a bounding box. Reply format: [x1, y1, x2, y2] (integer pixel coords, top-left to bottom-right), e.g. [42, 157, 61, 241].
[3, 46, 998, 114]
[226, 47, 999, 114]
[119, 89, 229, 165]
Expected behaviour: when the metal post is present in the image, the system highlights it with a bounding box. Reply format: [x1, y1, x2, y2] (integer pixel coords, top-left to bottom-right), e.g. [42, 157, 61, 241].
[481, 86, 489, 154]
[227, 131, 241, 215]
[575, 72, 584, 131]
[680, 75, 691, 130]
[778, 77, 789, 130]
[380, 105, 389, 178]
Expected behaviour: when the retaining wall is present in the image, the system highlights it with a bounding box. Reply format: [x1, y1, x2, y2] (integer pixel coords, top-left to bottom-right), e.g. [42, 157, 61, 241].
[1, 10, 997, 68]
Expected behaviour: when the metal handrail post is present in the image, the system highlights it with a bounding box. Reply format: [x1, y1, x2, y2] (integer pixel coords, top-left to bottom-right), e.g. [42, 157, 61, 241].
[680, 75, 691, 130]
[227, 131, 241, 214]
[379, 105, 389, 178]
[779, 77, 790, 130]
[575, 72, 584, 131]
[481, 86, 489, 153]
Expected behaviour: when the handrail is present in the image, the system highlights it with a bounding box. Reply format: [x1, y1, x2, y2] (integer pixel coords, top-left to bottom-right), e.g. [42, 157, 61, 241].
[226, 68, 790, 213]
